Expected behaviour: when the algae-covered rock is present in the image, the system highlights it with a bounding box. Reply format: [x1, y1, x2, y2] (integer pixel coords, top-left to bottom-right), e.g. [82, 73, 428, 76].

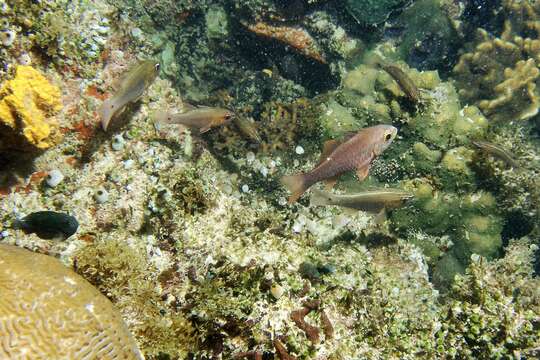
[393, 0, 461, 70]
[0, 244, 143, 359]
[0, 66, 62, 151]
[346, 0, 411, 25]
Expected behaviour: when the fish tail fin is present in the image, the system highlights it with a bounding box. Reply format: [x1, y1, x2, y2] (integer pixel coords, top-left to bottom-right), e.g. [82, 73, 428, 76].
[98, 98, 116, 131]
[310, 189, 333, 207]
[281, 173, 309, 203]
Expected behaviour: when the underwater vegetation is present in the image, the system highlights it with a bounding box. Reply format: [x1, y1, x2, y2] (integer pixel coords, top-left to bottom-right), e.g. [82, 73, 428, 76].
[0, 0, 539, 359]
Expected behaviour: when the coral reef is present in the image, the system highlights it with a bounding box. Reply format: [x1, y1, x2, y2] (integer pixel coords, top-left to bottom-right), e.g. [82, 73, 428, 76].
[453, 0, 540, 122]
[0, 65, 62, 151]
[1, 0, 111, 77]
[0, 243, 143, 359]
[0, 0, 539, 359]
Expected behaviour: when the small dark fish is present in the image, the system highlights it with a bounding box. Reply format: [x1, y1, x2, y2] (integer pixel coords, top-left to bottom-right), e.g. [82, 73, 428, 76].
[234, 115, 261, 143]
[382, 64, 420, 103]
[310, 189, 413, 212]
[281, 125, 398, 203]
[472, 140, 518, 168]
[156, 106, 234, 134]
[14, 211, 79, 240]
[99, 60, 160, 131]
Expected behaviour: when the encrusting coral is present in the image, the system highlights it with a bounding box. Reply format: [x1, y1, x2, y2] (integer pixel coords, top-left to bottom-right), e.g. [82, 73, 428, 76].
[453, 0, 540, 122]
[0, 65, 62, 151]
[0, 243, 143, 359]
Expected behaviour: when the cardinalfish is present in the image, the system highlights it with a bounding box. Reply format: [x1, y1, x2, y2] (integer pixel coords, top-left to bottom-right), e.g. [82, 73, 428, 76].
[381, 64, 420, 103]
[281, 124, 398, 203]
[472, 140, 518, 168]
[310, 188, 413, 213]
[99, 60, 160, 131]
[155, 105, 235, 134]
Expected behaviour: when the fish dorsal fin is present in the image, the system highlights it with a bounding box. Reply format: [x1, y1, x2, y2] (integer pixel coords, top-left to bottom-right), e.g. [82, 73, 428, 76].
[356, 165, 370, 181]
[323, 176, 339, 191]
[317, 139, 341, 166]
[182, 102, 198, 111]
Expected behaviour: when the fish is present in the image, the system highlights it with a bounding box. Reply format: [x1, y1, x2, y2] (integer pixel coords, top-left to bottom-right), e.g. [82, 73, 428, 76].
[13, 211, 79, 240]
[155, 105, 235, 134]
[234, 115, 261, 143]
[382, 64, 420, 103]
[472, 140, 519, 168]
[99, 60, 160, 131]
[281, 124, 398, 203]
[310, 188, 413, 212]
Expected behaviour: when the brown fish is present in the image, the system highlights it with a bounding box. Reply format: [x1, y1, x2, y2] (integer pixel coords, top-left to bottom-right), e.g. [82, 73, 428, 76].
[382, 64, 420, 103]
[472, 140, 518, 168]
[281, 124, 398, 203]
[156, 106, 234, 134]
[99, 60, 160, 131]
[310, 188, 413, 212]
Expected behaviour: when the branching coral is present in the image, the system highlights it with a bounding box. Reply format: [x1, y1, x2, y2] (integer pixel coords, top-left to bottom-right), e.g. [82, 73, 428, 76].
[453, 0, 540, 122]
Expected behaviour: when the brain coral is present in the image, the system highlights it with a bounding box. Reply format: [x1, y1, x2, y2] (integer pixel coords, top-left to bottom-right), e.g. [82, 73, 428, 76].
[0, 244, 143, 360]
[0, 66, 62, 151]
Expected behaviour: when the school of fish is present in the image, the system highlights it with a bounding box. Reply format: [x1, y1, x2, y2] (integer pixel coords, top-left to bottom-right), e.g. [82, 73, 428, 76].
[96, 60, 519, 217]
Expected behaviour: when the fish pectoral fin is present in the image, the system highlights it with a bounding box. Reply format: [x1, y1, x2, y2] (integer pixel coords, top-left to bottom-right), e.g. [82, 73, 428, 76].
[317, 139, 341, 166]
[323, 176, 339, 191]
[373, 208, 387, 226]
[199, 125, 211, 134]
[356, 165, 370, 181]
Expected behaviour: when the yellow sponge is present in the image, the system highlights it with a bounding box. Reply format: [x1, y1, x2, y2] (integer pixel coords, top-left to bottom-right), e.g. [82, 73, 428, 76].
[0, 66, 62, 150]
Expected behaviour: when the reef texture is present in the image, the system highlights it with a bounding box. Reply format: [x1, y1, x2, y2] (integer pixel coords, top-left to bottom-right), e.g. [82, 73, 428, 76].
[0, 0, 539, 359]
[453, 0, 540, 122]
[0, 243, 143, 359]
[0, 65, 62, 151]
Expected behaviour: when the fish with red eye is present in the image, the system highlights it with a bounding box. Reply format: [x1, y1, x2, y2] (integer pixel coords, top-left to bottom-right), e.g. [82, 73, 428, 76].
[155, 105, 235, 134]
[281, 124, 398, 203]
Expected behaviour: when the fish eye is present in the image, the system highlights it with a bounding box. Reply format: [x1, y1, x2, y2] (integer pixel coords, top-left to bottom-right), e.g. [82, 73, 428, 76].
[155, 63, 160, 71]
[384, 132, 392, 141]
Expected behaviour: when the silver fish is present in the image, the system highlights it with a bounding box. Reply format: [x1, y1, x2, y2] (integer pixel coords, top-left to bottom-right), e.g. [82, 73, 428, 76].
[99, 60, 160, 131]
[310, 188, 413, 212]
